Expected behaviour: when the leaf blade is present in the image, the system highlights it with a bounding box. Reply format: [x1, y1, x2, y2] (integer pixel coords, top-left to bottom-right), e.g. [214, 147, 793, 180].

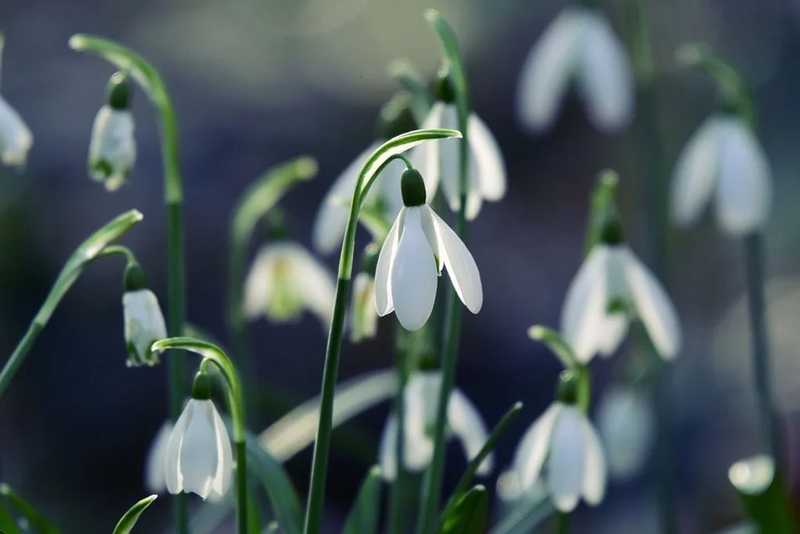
[343, 466, 382, 534]
[112, 494, 157, 534]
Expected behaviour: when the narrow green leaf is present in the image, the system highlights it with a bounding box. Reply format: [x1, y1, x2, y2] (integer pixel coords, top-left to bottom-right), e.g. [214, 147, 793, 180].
[343, 466, 382, 534]
[112, 495, 157, 534]
[0, 500, 21, 534]
[440, 485, 488, 534]
[0, 483, 59, 534]
[245, 434, 303, 534]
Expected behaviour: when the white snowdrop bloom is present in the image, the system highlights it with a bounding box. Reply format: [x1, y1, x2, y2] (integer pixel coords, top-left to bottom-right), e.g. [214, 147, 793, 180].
[671, 115, 771, 235]
[379, 370, 492, 480]
[0, 95, 31, 167]
[375, 169, 482, 331]
[512, 402, 606, 512]
[164, 398, 234, 501]
[561, 236, 681, 362]
[145, 421, 173, 492]
[350, 271, 378, 343]
[597, 386, 654, 480]
[88, 73, 136, 191]
[412, 100, 506, 220]
[517, 7, 633, 133]
[243, 241, 335, 329]
[123, 288, 167, 367]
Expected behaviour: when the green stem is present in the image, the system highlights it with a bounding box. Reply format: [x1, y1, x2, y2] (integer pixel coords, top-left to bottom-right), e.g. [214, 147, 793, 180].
[388, 331, 411, 534]
[0, 323, 42, 403]
[556, 512, 570, 534]
[236, 440, 248, 534]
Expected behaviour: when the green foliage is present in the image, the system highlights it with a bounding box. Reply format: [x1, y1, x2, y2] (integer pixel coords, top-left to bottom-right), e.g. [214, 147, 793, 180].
[343, 466, 382, 534]
[112, 495, 157, 534]
[246, 435, 304, 534]
[440, 486, 488, 534]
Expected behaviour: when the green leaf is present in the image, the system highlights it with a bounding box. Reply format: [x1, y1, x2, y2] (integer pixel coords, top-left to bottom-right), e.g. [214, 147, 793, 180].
[583, 170, 619, 255]
[246, 434, 303, 534]
[343, 466, 382, 534]
[112, 495, 157, 534]
[0, 500, 21, 534]
[0, 483, 59, 534]
[440, 485, 488, 534]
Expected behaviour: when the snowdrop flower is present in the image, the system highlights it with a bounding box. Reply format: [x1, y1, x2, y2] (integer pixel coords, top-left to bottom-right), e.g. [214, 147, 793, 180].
[379, 369, 492, 480]
[376, 168, 482, 331]
[350, 244, 379, 343]
[597, 385, 654, 480]
[164, 378, 233, 500]
[123, 263, 167, 367]
[671, 114, 771, 235]
[517, 6, 633, 133]
[88, 73, 136, 191]
[511, 400, 606, 512]
[0, 95, 31, 167]
[243, 241, 335, 328]
[561, 221, 681, 362]
[412, 76, 506, 220]
[145, 421, 173, 492]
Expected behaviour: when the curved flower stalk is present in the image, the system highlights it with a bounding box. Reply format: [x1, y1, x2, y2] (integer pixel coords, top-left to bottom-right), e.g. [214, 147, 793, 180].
[375, 168, 482, 331]
[0, 35, 32, 168]
[596, 384, 654, 480]
[516, 3, 633, 133]
[88, 73, 136, 191]
[243, 241, 335, 329]
[378, 370, 492, 480]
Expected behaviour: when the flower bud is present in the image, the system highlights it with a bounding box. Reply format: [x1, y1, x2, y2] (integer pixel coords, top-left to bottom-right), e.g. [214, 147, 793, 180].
[123, 286, 167, 367]
[107, 72, 132, 110]
[555, 369, 580, 405]
[88, 74, 136, 191]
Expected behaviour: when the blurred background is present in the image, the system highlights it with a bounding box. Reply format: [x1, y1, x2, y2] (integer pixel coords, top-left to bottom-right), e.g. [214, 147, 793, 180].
[0, 0, 799, 531]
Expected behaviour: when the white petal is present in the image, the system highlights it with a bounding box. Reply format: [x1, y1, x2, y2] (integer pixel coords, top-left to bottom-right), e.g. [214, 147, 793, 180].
[243, 247, 276, 318]
[123, 289, 167, 364]
[517, 9, 585, 131]
[88, 106, 136, 190]
[423, 207, 483, 314]
[467, 113, 506, 202]
[620, 247, 681, 359]
[374, 210, 404, 316]
[580, 415, 607, 505]
[715, 117, 772, 235]
[145, 421, 173, 492]
[547, 406, 586, 512]
[596, 313, 629, 358]
[513, 403, 561, 489]
[448, 389, 493, 475]
[670, 118, 722, 227]
[379, 414, 399, 481]
[576, 11, 634, 131]
[208, 400, 234, 500]
[391, 207, 438, 330]
[402, 372, 439, 470]
[165, 400, 195, 494]
[312, 143, 379, 254]
[597, 386, 654, 480]
[436, 104, 463, 215]
[179, 399, 221, 499]
[0, 95, 32, 167]
[286, 244, 336, 328]
[409, 102, 445, 198]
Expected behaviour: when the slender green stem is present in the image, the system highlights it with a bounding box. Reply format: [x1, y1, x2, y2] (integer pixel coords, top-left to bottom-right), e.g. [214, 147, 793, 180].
[556, 512, 570, 534]
[0, 323, 42, 399]
[236, 441, 248, 534]
[388, 330, 411, 534]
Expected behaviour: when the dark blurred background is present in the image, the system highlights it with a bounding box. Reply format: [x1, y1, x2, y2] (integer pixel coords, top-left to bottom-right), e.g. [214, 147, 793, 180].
[1, 0, 800, 532]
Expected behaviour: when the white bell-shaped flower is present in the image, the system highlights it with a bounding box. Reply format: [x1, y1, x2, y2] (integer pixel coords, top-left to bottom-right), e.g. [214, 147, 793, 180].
[561, 233, 681, 362]
[671, 114, 771, 235]
[411, 101, 506, 220]
[243, 241, 335, 329]
[375, 169, 482, 331]
[596, 385, 654, 480]
[88, 74, 136, 191]
[350, 271, 378, 343]
[511, 401, 606, 512]
[145, 421, 173, 493]
[164, 398, 234, 501]
[123, 288, 167, 367]
[0, 95, 31, 167]
[379, 370, 492, 480]
[517, 6, 633, 133]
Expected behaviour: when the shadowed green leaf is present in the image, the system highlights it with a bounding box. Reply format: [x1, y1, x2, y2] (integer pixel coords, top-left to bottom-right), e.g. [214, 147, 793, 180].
[343, 466, 382, 534]
[440, 485, 488, 534]
[246, 434, 303, 534]
[112, 495, 157, 534]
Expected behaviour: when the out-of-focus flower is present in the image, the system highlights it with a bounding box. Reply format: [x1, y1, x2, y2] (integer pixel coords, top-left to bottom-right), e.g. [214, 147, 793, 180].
[375, 169, 482, 331]
[123, 264, 167, 367]
[350, 244, 380, 343]
[511, 401, 606, 512]
[145, 421, 173, 493]
[164, 398, 233, 501]
[243, 241, 335, 329]
[516, 6, 633, 133]
[596, 385, 654, 480]
[671, 114, 771, 235]
[0, 95, 31, 168]
[88, 73, 136, 191]
[379, 370, 491, 480]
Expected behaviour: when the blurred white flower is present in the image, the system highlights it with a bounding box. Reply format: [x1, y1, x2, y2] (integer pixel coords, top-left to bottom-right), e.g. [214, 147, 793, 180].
[597, 385, 654, 480]
[375, 170, 482, 331]
[561, 243, 680, 362]
[412, 102, 506, 220]
[243, 241, 335, 328]
[516, 7, 633, 133]
[88, 105, 136, 191]
[511, 402, 606, 512]
[350, 271, 378, 343]
[123, 289, 167, 367]
[379, 370, 492, 480]
[0, 95, 31, 167]
[671, 115, 771, 235]
[145, 421, 173, 493]
[164, 399, 233, 501]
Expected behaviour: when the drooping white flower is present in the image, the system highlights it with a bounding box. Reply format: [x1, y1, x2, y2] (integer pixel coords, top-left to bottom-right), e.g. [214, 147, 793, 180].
[243, 241, 335, 328]
[375, 169, 482, 331]
[0, 95, 31, 167]
[88, 73, 136, 191]
[517, 7, 633, 133]
[379, 370, 492, 480]
[411, 101, 506, 220]
[123, 288, 167, 367]
[350, 271, 378, 343]
[561, 240, 681, 363]
[671, 114, 771, 235]
[164, 398, 233, 501]
[597, 385, 654, 480]
[145, 421, 173, 493]
[511, 402, 606, 512]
